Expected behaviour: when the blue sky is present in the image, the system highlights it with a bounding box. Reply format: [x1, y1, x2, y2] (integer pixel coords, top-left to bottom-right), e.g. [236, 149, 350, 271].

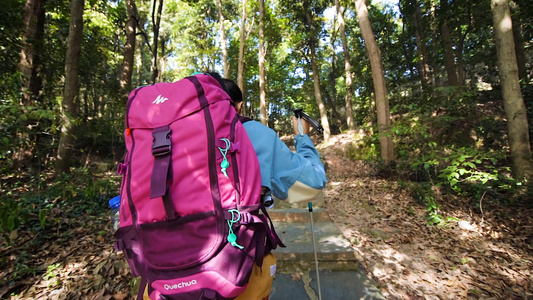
[375, 0, 400, 14]
[324, 0, 400, 20]
[374, 0, 400, 16]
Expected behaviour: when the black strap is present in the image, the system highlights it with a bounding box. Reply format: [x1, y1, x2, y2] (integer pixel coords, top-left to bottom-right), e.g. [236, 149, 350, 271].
[261, 205, 286, 249]
[200, 289, 217, 299]
[150, 125, 176, 220]
[150, 125, 172, 199]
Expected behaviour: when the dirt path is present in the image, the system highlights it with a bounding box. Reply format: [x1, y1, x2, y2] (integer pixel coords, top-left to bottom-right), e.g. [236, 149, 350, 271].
[321, 133, 533, 299]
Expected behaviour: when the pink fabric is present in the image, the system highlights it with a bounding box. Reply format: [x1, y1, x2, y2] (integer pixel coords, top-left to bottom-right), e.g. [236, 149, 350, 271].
[121, 74, 261, 225]
[117, 74, 270, 299]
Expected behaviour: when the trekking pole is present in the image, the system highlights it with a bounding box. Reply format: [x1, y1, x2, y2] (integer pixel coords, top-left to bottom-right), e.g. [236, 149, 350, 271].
[308, 202, 322, 300]
[294, 109, 324, 134]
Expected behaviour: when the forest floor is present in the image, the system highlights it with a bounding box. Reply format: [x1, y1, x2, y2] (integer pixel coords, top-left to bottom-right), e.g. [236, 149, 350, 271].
[1, 132, 533, 299]
[320, 132, 533, 299]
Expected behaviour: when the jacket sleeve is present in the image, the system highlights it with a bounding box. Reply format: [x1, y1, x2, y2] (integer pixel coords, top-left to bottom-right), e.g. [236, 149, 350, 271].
[243, 121, 327, 202]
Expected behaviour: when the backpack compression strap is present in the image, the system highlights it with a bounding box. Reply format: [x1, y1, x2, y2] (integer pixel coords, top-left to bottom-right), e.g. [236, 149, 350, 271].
[150, 125, 176, 219]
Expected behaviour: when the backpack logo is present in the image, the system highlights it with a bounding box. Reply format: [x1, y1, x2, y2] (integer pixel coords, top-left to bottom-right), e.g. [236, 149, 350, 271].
[153, 95, 169, 104]
[164, 280, 198, 290]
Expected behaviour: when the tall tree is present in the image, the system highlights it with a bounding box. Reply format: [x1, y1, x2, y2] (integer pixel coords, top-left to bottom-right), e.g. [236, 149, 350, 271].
[510, 2, 527, 83]
[55, 0, 85, 174]
[304, 0, 330, 141]
[216, 0, 229, 76]
[258, 0, 267, 125]
[412, 0, 431, 89]
[438, 0, 460, 87]
[355, 0, 394, 164]
[455, 6, 469, 87]
[327, 13, 343, 130]
[19, 0, 46, 105]
[491, 0, 533, 181]
[150, 0, 163, 83]
[237, 0, 247, 93]
[119, 0, 137, 97]
[336, 0, 356, 131]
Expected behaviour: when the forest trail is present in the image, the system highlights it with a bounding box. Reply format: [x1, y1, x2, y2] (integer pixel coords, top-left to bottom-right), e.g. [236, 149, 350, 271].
[1, 132, 532, 299]
[321, 132, 533, 299]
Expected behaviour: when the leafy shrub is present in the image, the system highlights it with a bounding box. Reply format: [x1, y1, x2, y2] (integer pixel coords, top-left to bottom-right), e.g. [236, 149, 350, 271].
[437, 147, 507, 194]
[404, 182, 455, 226]
[0, 197, 29, 245]
[378, 89, 521, 204]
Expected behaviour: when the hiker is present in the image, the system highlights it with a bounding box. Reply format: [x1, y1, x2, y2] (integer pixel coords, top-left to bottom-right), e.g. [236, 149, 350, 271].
[115, 71, 325, 300]
[211, 73, 327, 300]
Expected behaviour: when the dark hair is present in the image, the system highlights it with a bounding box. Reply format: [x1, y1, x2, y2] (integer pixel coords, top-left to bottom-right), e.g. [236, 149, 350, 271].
[205, 72, 242, 105]
[221, 78, 242, 104]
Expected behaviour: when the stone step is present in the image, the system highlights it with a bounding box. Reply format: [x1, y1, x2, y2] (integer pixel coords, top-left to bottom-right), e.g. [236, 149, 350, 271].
[267, 195, 330, 222]
[267, 208, 331, 223]
[271, 216, 360, 273]
[270, 194, 326, 210]
[271, 271, 385, 300]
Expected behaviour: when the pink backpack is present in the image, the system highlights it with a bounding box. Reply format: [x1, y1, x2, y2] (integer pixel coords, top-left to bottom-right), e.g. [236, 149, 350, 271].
[114, 74, 283, 300]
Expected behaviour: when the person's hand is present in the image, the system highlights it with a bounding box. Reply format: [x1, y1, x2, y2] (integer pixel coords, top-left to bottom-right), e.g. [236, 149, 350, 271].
[293, 116, 310, 135]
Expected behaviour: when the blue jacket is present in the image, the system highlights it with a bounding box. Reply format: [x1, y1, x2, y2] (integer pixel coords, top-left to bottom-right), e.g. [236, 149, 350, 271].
[243, 120, 327, 202]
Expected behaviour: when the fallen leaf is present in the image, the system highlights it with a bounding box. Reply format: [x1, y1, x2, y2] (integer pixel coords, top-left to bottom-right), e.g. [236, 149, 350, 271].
[291, 273, 301, 281]
[113, 291, 128, 300]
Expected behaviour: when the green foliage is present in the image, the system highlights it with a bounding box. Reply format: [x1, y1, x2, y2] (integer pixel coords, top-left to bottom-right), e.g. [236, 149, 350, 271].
[405, 182, 440, 225]
[1, 167, 120, 247]
[437, 147, 506, 193]
[377, 88, 526, 204]
[9, 251, 38, 284]
[404, 182, 458, 226]
[0, 0, 23, 98]
[0, 199, 22, 245]
[38, 209, 48, 230]
[396, 130, 515, 201]
[344, 141, 375, 161]
[44, 263, 61, 287]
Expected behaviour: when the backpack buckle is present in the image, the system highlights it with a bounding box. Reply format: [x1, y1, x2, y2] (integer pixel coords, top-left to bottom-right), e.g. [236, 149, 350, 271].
[152, 126, 172, 156]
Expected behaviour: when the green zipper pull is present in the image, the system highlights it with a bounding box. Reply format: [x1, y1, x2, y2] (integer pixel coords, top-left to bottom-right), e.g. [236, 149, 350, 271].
[227, 209, 244, 249]
[218, 138, 231, 178]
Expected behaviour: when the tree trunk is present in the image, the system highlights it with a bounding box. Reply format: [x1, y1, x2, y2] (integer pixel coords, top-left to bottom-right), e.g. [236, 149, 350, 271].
[138, 41, 145, 87]
[304, 4, 330, 141]
[150, 0, 163, 83]
[55, 0, 84, 175]
[512, 17, 527, 83]
[328, 16, 341, 130]
[491, 0, 533, 181]
[216, 0, 229, 76]
[412, 0, 431, 89]
[19, 0, 46, 105]
[323, 85, 343, 131]
[456, 28, 466, 87]
[237, 0, 247, 94]
[439, 0, 459, 88]
[120, 0, 136, 97]
[159, 36, 166, 82]
[456, 4, 472, 88]
[258, 0, 267, 125]
[355, 0, 394, 164]
[336, 0, 356, 131]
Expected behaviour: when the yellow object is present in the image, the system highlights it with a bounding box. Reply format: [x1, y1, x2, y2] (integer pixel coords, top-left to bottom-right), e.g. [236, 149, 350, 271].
[235, 253, 276, 300]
